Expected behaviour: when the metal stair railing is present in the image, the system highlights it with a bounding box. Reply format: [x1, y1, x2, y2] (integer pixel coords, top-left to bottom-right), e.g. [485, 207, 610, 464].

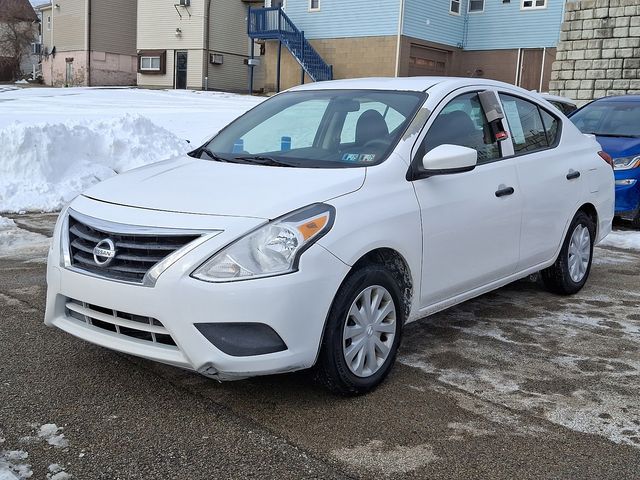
[248, 6, 333, 83]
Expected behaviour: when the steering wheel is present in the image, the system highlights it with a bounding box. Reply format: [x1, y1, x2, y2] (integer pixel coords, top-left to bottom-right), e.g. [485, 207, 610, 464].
[361, 139, 390, 151]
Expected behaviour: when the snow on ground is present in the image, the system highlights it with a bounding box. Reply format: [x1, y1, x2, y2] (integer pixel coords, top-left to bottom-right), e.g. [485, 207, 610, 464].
[0, 450, 32, 480]
[0, 216, 50, 260]
[46, 464, 70, 480]
[599, 229, 640, 250]
[36, 425, 68, 449]
[0, 87, 263, 213]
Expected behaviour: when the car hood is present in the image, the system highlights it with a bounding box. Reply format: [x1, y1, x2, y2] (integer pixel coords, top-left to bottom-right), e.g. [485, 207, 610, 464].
[595, 136, 640, 159]
[83, 156, 366, 219]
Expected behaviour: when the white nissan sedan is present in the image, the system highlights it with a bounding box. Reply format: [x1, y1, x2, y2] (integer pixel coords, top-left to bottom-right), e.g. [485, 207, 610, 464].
[44, 78, 614, 395]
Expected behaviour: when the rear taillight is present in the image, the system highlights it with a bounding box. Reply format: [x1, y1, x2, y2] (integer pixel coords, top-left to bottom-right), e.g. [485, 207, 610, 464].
[598, 151, 614, 169]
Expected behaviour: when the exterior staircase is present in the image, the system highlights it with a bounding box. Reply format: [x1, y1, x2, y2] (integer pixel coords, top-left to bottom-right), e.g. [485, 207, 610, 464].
[248, 6, 333, 83]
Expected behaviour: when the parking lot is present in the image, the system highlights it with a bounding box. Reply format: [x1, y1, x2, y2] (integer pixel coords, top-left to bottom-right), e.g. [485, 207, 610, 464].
[0, 214, 639, 479]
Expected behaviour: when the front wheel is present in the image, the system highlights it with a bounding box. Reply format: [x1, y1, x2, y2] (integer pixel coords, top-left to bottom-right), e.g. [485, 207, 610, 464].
[315, 265, 403, 396]
[541, 211, 595, 295]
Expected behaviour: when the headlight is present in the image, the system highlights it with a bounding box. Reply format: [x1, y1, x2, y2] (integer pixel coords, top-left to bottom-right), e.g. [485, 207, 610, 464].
[612, 155, 640, 170]
[192, 203, 335, 282]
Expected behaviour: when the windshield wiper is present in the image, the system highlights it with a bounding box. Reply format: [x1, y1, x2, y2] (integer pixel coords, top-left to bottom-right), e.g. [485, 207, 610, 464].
[234, 155, 296, 167]
[198, 147, 233, 162]
[586, 132, 640, 138]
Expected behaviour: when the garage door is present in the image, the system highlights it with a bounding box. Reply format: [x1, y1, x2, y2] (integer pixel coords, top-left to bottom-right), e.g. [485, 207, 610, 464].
[408, 45, 449, 77]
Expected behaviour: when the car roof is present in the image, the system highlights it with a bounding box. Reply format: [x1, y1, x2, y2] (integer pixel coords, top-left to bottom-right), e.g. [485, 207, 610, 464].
[287, 76, 529, 93]
[539, 92, 576, 105]
[592, 95, 640, 103]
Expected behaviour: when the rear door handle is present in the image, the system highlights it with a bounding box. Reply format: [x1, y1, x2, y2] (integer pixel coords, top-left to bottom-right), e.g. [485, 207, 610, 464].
[566, 170, 581, 180]
[495, 186, 515, 198]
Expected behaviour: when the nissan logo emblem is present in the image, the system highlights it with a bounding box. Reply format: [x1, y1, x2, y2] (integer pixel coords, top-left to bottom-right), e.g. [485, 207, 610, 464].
[93, 238, 116, 267]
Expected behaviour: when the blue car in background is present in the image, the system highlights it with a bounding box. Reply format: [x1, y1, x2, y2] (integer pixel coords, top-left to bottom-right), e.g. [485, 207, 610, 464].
[570, 96, 640, 228]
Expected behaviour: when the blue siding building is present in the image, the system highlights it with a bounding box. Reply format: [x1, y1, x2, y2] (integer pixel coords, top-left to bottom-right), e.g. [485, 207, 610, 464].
[254, 0, 568, 92]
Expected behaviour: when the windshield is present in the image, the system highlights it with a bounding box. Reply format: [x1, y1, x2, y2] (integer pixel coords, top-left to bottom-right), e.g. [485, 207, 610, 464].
[198, 89, 426, 168]
[571, 101, 640, 137]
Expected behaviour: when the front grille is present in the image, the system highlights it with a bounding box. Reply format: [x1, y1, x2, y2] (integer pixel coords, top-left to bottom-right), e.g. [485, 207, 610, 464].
[65, 298, 177, 347]
[68, 213, 200, 284]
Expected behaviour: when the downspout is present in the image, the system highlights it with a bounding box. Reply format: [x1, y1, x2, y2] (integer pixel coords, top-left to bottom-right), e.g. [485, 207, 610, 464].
[50, 0, 54, 84]
[85, 0, 91, 86]
[204, 0, 212, 90]
[539, 47, 546, 92]
[394, 0, 405, 77]
[515, 47, 521, 86]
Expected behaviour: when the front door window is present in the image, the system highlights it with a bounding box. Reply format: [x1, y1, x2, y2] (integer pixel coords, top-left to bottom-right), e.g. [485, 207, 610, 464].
[175, 51, 188, 90]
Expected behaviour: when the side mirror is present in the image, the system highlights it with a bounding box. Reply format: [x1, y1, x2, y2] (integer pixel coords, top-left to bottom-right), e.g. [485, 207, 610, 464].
[421, 144, 478, 177]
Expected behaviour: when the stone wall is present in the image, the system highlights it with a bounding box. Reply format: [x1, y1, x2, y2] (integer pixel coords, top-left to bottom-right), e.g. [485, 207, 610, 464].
[549, 0, 640, 104]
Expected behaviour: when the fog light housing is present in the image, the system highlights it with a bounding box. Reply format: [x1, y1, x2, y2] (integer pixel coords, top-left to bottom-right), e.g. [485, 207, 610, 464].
[615, 179, 637, 186]
[195, 323, 287, 356]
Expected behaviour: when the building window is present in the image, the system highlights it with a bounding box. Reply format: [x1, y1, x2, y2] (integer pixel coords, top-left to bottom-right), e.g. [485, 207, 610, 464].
[137, 50, 166, 74]
[449, 0, 461, 15]
[47, 15, 51, 31]
[469, 0, 484, 12]
[309, 0, 319, 11]
[140, 56, 161, 71]
[522, 0, 546, 9]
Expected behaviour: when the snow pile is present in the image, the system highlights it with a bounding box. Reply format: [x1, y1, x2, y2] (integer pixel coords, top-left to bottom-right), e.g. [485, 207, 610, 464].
[0, 115, 190, 213]
[46, 464, 71, 480]
[0, 450, 32, 480]
[0, 216, 50, 259]
[599, 230, 640, 250]
[37, 425, 68, 449]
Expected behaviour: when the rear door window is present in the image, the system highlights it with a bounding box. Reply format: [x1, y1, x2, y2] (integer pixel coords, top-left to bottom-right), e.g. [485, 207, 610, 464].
[500, 94, 554, 154]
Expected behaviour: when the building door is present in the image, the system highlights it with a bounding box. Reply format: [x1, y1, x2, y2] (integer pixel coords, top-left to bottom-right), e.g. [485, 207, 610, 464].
[65, 58, 73, 85]
[175, 51, 188, 89]
[408, 45, 448, 77]
[517, 49, 544, 91]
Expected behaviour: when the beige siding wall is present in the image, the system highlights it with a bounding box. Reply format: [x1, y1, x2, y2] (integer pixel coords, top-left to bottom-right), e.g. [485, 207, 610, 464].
[137, 0, 205, 51]
[52, 0, 86, 52]
[137, 0, 207, 89]
[137, 49, 205, 89]
[91, 0, 136, 56]
[41, 8, 52, 51]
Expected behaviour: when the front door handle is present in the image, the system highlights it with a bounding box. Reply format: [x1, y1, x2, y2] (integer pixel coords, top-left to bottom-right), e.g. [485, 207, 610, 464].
[495, 186, 515, 198]
[566, 170, 581, 180]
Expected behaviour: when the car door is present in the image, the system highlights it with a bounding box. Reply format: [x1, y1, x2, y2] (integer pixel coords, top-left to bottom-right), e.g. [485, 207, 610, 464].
[411, 89, 522, 307]
[497, 92, 583, 269]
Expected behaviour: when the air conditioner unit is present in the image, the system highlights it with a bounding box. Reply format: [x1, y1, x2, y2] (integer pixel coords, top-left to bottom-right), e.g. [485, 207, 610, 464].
[179, 0, 190, 6]
[31, 43, 42, 55]
[210, 53, 223, 65]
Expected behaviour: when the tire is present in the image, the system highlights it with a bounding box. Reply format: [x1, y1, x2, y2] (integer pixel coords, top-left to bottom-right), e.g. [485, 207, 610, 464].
[315, 265, 404, 396]
[631, 210, 640, 230]
[541, 211, 596, 295]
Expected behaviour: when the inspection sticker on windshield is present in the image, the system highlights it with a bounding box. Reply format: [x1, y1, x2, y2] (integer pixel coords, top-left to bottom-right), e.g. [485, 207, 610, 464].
[342, 153, 360, 162]
[359, 154, 376, 163]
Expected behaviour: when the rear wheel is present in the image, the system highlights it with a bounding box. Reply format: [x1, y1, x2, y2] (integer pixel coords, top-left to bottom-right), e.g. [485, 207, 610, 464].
[541, 211, 595, 295]
[315, 265, 403, 396]
[631, 210, 640, 230]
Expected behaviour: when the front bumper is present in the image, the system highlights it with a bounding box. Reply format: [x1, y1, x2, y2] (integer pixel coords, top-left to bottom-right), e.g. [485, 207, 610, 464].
[614, 171, 640, 220]
[44, 199, 350, 380]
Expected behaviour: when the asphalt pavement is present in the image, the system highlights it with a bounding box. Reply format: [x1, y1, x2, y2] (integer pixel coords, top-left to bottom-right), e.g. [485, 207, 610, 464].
[1, 215, 639, 479]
